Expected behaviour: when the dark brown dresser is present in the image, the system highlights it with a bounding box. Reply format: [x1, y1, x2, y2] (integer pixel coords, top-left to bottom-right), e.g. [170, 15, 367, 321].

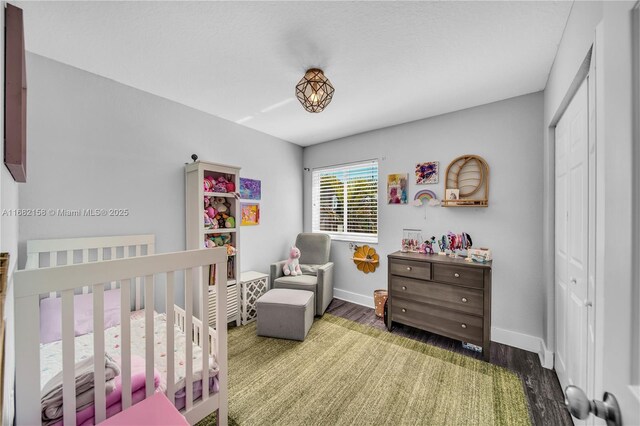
[387, 251, 492, 361]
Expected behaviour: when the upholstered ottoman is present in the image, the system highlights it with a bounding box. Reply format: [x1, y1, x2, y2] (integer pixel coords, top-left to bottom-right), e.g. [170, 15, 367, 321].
[256, 288, 314, 341]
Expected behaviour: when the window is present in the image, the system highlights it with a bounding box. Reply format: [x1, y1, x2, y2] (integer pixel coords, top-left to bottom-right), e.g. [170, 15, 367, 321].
[312, 160, 378, 243]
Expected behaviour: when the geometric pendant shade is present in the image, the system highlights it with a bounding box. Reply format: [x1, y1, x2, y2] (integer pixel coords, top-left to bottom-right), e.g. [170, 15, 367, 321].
[295, 68, 335, 113]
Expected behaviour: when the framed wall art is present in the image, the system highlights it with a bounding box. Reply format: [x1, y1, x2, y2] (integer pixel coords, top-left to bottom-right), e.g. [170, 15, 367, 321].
[241, 203, 260, 226]
[387, 173, 408, 204]
[415, 162, 438, 184]
[239, 177, 261, 200]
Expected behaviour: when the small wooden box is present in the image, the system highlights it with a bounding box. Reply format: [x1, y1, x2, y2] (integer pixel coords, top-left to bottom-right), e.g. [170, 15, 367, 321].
[240, 271, 269, 325]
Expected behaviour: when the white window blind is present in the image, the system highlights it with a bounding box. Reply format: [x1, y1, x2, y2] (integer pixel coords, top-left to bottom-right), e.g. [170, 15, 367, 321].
[312, 160, 378, 243]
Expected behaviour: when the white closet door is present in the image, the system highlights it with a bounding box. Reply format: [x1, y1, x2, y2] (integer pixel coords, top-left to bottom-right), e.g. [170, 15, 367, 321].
[555, 80, 589, 403]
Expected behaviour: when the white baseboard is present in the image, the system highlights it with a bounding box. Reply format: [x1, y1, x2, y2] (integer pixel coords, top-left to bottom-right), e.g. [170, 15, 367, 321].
[539, 341, 554, 370]
[333, 288, 374, 309]
[492, 326, 554, 370]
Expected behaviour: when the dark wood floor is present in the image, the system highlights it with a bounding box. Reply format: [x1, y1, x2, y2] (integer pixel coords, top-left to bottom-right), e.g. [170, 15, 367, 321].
[326, 299, 573, 426]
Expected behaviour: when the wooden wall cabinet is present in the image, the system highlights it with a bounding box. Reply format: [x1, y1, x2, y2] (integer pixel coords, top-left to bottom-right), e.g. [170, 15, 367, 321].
[387, 251, 492, 361]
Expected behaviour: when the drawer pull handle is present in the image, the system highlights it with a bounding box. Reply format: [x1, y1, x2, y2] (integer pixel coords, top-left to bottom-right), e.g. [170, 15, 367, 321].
[406, 267, 412, 271]
[401, 308, 407, 313]
[461, 323, 467, 329]
[454, 273, 460, 278]
[402, 286, 407, 290]
[461, 297, 468, 303]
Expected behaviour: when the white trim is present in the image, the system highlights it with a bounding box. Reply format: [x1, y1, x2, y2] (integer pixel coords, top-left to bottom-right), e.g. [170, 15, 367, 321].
[539, 340, 555, 370]
[321, 232, 378, 244]
[492, 326, 552, 368]
[333, 288, 374, 308]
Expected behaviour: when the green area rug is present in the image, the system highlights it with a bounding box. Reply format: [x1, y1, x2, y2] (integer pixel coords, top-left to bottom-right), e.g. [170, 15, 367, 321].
[199, 314, 530, 425]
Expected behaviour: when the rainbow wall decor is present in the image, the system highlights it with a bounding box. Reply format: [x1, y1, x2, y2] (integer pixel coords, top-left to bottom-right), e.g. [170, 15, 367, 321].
[414, 189, 437, 202]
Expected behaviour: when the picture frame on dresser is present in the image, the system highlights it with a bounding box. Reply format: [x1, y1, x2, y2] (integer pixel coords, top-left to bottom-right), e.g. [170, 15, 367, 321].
[386, 251, 492, 361]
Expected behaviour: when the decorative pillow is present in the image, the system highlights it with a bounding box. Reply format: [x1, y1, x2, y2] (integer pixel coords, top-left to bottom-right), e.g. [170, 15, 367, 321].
[40, 289, 122, 344]
[299, 264, 320, 276]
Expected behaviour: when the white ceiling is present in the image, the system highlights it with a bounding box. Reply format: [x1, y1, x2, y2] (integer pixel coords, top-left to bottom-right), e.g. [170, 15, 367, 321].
[16, 1, 573, 146]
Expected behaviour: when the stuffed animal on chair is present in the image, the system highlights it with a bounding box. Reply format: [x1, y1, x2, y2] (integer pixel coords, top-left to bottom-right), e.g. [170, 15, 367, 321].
[283, 246, 302, 276]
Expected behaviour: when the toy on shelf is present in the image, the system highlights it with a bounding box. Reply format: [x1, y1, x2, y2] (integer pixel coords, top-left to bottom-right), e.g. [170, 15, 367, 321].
[212, 213, 236, 229]
[401, 228, 423, 253]
[214, 177, 228, 193]
[203, 176, 215, 192]
[438, 235, 448, 255]
[213, 197, 229, 214]
[468, 247, 491, 263]
[283, 246, 302, 276]
[436, 232, 473, 258]
[418, 236, 437, 254]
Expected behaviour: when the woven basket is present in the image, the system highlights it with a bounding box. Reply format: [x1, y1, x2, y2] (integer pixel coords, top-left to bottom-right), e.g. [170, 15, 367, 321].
[374, 289, 388, 318]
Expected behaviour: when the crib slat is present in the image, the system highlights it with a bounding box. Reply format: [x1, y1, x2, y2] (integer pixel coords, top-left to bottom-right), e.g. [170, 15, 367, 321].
[93, 284, 107, 423]
[14, 295, 41, 426]
[109, 247, 118, 290]
[120, 279, 133, 409]
[135, 246, 142, 310]
[217, 261, 229, 425]
[66, 249, 74, 266]
[62, 289, 77, 426]
[200, 266, 209, 401]
[166, 271, 176, 404]
[82, 249, 89, 294]
[49, 251, 57, 298]
[185, 267, 194, 410]
[145, 274, 155, 397]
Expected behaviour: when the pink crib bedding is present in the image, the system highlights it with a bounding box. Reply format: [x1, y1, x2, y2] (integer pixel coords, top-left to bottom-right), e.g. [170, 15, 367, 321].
[40, 309, 220, 425]
[51, 355, 160, 426]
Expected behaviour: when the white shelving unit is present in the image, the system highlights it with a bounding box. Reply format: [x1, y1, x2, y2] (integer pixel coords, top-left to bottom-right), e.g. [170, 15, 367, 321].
[185, 160, 241, 326]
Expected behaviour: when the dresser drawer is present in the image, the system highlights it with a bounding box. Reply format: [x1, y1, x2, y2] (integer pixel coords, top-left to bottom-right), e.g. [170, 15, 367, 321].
[391, 276, 483, 316]
[389, 259, 431, 280]
[391, 298, 483, 345]
[432, 263, 484, 288]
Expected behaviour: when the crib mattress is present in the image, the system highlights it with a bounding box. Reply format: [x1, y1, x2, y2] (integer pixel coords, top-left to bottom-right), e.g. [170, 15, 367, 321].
[40, 309, 219, 393]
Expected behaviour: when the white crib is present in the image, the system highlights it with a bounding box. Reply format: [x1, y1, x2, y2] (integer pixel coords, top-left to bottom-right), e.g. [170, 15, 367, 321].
[13, 235, 228, 425]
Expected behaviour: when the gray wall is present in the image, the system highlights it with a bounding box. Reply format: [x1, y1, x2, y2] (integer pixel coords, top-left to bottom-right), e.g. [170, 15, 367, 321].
[303, 92, 545, 342]
[19, 53, 303, 276]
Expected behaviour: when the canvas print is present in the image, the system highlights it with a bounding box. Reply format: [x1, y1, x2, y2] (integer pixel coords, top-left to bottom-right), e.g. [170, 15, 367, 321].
[241, 203, 260, 226]
[239, 177, 261, 200]
[387, 174, 408, 204]
[415, 162, 439, 184]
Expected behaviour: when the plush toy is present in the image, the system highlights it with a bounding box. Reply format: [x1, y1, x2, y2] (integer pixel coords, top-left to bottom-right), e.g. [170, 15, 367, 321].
[213, 197, 228, 214]
[283, 246, 302, 276]
[214, 213, 229, 229]
[224, 244, 237, 256]
[211, 233, 231, 247]
[225, 216, 235, 228]
[225, 181, 235, 193]
[205, 206, 217, 219]
[204, 196, 211, 209]
[204, 212, 214, 229]
[214, 177, 228, 193]
[203, 176, 215, 192]
[204, 239, 216, 249]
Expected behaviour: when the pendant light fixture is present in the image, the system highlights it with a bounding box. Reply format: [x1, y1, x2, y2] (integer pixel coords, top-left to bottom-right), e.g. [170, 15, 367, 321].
[295, 68, 335, 113]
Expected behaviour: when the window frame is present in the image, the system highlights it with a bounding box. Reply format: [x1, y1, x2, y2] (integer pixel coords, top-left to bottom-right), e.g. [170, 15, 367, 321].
[311, 159, 379, 244]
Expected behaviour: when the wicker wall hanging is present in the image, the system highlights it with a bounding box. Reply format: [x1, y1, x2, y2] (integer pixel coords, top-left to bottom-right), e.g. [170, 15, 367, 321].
[442, 155, 490, 207]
